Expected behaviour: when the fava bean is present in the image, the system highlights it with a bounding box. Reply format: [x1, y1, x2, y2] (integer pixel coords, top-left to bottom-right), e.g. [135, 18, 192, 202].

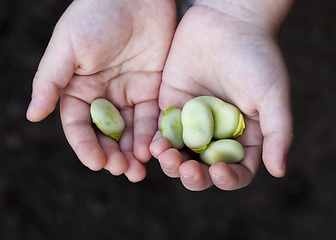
[90, 98, 125, 141]
[181, 98, 214, 153]
[161, 106, 185, 150]
[196, 96, 245, 139]
[200, 139, 245, 165]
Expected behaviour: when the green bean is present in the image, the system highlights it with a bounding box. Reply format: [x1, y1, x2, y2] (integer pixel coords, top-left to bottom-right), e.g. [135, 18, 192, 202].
[181, 98, 214, 153]
[200, 139, 245, 165]
[90, 98, 125, 141]
[161, 106, 185, 150]
[196, 96, 245, 139]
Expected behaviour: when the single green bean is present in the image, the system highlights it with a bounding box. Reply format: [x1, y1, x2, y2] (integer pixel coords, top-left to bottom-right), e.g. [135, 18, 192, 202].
[200, 139, 245, 165]
[181, 98, 214, 153]
[196, 96, 245, 139]
[161, 106, 185, 150]
[90, 98, 125, 141]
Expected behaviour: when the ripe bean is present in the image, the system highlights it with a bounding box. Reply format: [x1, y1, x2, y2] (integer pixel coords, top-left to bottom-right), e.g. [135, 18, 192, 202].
[196, 96, 245, 139]
[90, 98, 125, 141]
[181, 98, 214, 153]
[200, 139, 245, 165]
[161, 107, 185, 150]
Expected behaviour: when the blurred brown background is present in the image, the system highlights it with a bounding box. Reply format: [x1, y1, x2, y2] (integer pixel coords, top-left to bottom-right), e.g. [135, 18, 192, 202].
[1, 0, 336, 239]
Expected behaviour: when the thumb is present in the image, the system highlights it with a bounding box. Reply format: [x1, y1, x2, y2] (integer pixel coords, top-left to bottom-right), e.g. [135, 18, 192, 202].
[26, 23, 76, 122]
[259, 82, 294, 178]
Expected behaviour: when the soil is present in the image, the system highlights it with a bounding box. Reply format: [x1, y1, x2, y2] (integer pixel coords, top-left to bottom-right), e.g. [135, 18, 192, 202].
[1, 0, 336, 239]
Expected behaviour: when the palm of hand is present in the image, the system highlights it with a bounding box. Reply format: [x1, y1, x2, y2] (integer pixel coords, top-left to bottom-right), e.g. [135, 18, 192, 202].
[28, 0, 176, 182]
[151, 5, 293, 190]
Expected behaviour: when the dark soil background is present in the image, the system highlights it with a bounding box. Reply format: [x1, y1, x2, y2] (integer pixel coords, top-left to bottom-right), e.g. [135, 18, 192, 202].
[1, 0, 336, 239]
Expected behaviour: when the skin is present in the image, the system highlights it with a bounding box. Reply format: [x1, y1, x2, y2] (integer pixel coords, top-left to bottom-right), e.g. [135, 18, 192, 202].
[150, 0, 295, 191]
[26, 0, 176, 182]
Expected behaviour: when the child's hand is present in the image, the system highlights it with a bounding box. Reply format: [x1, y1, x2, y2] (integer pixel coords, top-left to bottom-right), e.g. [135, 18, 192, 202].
[150, 0, 294, 191]
[26, 0, 176, 182]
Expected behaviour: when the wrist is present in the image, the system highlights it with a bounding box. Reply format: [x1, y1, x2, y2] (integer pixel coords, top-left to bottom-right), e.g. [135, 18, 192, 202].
[194, 0, 295, 34]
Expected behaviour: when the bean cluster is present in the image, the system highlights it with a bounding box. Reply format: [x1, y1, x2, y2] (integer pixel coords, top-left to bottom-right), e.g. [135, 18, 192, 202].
[161, 96, 245, 165]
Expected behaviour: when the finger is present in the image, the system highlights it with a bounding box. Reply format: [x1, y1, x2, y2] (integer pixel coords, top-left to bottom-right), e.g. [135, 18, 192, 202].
[159, 148, 184, 178]
[259, 87, 294, 178]
[27, 24, 76, 122]
[263, 131, 293, 177]
[150, 137, 181, 178]
[60, 94, 106, 171]
[150, 137, 170, 159]
[209, 145, 261, 190]
[179, 160, 213, 191]
[151, 137, 199, 178]
[133, 99, 160, 163]
[119, 107, 147, 182]
[123, 153, 147, 183]
[97, 132, 128, 176]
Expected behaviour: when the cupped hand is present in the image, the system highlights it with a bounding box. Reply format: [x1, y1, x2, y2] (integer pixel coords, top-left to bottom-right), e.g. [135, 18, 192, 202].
[150, 2, 294, 190]
[26, 0, 176, 182]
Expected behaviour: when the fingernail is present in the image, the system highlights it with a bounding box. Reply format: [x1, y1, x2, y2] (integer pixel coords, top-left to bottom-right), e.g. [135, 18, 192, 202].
[26, 98, 35, 116]
[161, 163, 176, 172]
[211, 173, 225, 184]
[180, 172, 196, 183]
